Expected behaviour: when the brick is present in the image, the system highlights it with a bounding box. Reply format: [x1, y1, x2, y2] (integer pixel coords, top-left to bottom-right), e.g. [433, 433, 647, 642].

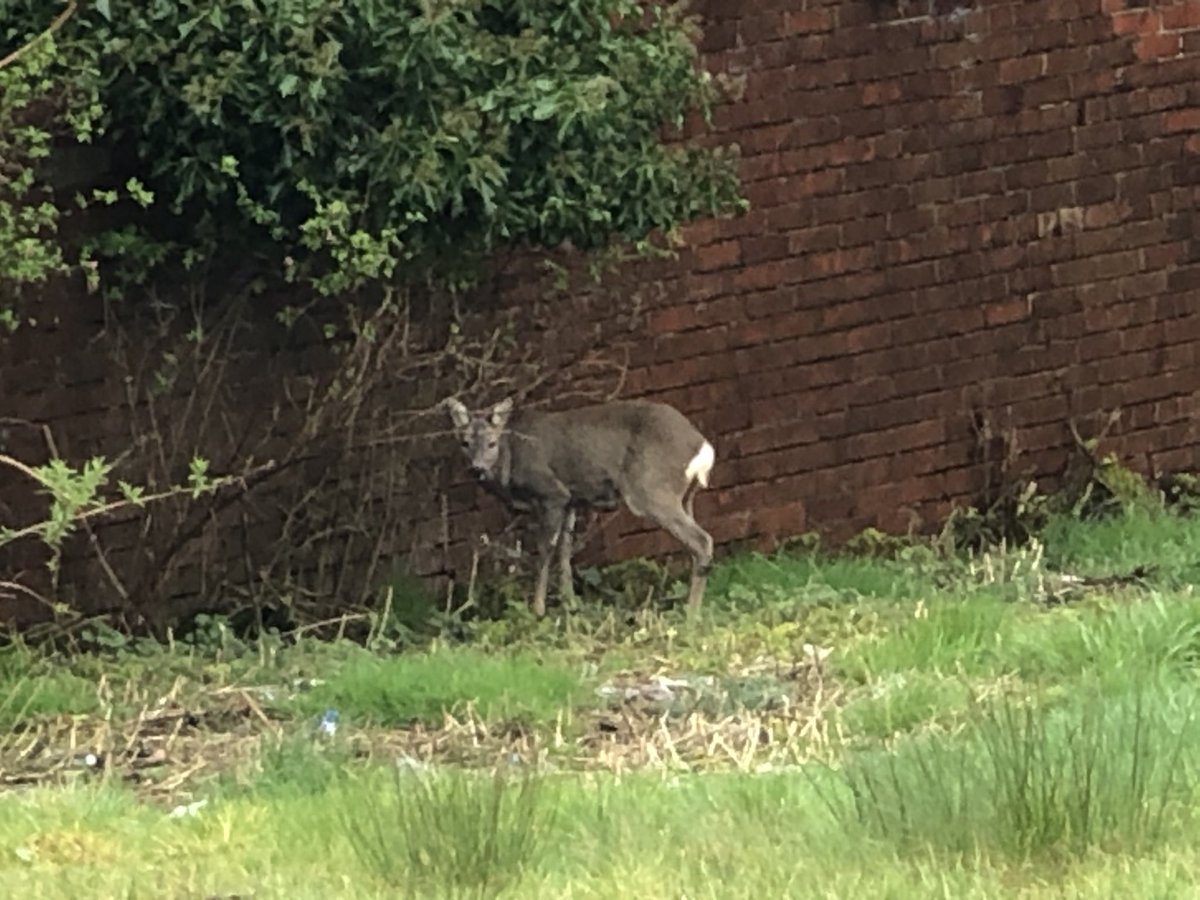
[1077, 175, 1119, 205]
[728, 311, 817, 348]
[740, 234, 790, 265]
[785, 224, 841, 254]
[647, 305, 700, 335]
[985, 298, 1032, 326]
[1135, 33, 1182, 60]
[1112, 9, 1162, 36]
[783, 8, 833, 34]
[861, 80, 902, 107]
[694, 239, 742, 272]
[653, 327, 729, 362]
[1162, 3, 1200, 29]
[1145, 242, 1186, 270]
[1045, 47, 1095, 79]
[998, 55, 1046, 84]
[729, 258, 805, 292]
[1052, 249, 1143, 287]
[819, 297, 888, 332]
[1165, 109, 1200, 133]
[1167, 264, 1200, 291]
[805, 246, 879, 279]
[842, 322, 893, 353]
[742, 288, 795, 319]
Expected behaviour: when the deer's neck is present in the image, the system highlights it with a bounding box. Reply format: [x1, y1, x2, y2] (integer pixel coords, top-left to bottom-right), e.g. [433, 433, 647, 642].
[495, 432, 514, 489]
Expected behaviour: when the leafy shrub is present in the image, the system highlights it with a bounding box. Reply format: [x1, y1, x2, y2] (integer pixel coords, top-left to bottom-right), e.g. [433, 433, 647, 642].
[3, 0, 745, 297]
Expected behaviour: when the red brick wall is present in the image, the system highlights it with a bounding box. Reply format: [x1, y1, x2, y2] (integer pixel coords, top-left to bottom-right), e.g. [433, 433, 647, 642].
[569, 0, 1200, 564]
[4, 0, 1200, 615]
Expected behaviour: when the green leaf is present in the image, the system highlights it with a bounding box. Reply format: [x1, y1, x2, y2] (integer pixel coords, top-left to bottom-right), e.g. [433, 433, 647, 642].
[531, 98, 558, 121]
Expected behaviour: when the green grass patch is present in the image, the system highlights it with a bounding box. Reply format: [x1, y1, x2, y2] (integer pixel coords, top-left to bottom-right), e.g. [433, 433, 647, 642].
[343, 766, 552, 897]
[3, 755, 1200, 897]
[818, 682, 1199, 861]
[0, 648, 98, 729]
[1042, 508, 1200, 586]
[839, 671, 976, 740]
[841, 592, 1200, 688]
[840, 595, 1015, 681]
[709, 548, 937, 609]
[8, 502, 1200, 895]
[290, 646, 586, 727]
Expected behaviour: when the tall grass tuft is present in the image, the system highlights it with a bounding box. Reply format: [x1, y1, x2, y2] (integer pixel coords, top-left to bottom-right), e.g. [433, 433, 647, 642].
[343, 766, 553, 897]
[815, 684, 1197, 860]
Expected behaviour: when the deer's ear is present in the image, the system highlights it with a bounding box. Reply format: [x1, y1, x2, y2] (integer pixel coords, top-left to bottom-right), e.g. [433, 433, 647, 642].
[490, 397, 514, 427]
[444, 398, 470, 430]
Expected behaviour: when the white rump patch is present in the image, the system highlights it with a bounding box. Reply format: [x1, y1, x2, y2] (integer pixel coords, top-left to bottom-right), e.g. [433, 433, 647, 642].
[684, 441, 715, 488]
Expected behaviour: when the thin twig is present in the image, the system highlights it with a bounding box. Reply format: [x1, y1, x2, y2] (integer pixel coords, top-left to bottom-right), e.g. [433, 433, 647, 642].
[0, 1, 77, 71]
[0, 460, 276, 547]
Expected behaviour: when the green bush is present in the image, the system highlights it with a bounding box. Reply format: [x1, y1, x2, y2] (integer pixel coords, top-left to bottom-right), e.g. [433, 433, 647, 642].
[2, 0, 744, 297]
[0, 23, 93, 325]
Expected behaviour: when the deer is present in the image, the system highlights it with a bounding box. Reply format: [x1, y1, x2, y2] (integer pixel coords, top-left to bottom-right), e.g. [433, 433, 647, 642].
[444, 396, 716, 617]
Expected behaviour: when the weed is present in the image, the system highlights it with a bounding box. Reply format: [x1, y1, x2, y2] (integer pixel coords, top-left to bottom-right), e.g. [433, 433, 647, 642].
[343, 766, 552, 897]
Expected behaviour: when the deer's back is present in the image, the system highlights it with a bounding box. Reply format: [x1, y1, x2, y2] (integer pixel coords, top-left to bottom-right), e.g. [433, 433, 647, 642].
[511, 401, 706, 500]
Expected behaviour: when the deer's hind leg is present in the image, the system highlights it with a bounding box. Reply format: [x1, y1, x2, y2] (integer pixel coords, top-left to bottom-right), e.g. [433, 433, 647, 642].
[628, 485, 714, 612]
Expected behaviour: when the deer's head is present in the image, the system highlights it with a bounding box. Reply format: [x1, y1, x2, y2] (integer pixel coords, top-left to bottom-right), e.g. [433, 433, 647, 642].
[444, 397, 513, 481]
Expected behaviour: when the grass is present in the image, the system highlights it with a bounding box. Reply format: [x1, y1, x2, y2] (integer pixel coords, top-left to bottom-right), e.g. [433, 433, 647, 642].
[288, 645, 586, 727]
[344, 766, 553, 895]
[822, 682, 1198, 860]
[0, 650, 98, 731]
[6, 763, 1200, 898]
[5, 506, 1200, 896]
[1042, 507, 1200, 585]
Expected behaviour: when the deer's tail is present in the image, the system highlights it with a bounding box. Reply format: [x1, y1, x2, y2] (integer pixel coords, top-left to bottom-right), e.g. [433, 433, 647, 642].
[685, 441, 715, 489]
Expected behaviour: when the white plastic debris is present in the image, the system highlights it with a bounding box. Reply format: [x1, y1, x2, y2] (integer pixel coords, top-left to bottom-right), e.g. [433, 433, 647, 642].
[396, 754, 429, 774]
[802, 643, 833, 665]
[168, 799, 208, 819]
[317, 709, 339, 737]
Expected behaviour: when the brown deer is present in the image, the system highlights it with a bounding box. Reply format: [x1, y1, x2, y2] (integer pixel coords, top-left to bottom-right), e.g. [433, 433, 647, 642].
[444, 397, 716, 616]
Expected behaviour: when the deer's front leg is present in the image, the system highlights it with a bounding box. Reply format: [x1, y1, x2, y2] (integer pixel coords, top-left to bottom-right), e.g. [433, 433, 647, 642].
[557, 508, 577, 604]
[532, 501, 568, 617]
